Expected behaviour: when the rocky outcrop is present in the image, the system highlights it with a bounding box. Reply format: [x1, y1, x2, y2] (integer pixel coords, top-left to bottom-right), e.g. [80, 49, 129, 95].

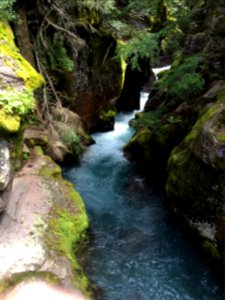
[0, 20, 44, 211]
[0, 140, 12, 212]
[0, 153, 91, 297]
[166, 82, 225, 267]
[0, 20, 92, 297]
[116, 60, 153, 112]
[125, 1, 225, 269]
[72, 33, 124, 132]
[15, 1, 124, 133]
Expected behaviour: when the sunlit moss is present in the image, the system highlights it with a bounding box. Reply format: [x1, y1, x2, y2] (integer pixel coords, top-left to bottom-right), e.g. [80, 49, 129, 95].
[0, 271, 60, 293]
[0, 21, 44, 91]
[0, 20, 44, 135]
[36, 158, 91, 296]
[99, 109, 116, 122]
[0, 110, 20, 133]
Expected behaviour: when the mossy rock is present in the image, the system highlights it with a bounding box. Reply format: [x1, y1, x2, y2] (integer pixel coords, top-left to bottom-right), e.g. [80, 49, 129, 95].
[0, 20, 44, 136]
[0, 271, 60, 293]
[0, 21, 44, 91]
[0, 154, 92, 297]
[43, 178, 91, 295]
[184, 81, 225, 171]
[166, 141, 225, 268]
[0, 110, 20, 133]
[202, 240, 220, 260]
[24, 127, 48, 149]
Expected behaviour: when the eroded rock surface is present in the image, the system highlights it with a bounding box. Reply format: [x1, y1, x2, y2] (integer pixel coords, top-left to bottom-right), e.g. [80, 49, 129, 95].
[0, 140, 12, 212]
[0, 153, 91, 296]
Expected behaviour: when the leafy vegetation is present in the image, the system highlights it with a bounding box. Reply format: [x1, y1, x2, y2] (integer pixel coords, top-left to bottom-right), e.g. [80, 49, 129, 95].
[155, 54, 204, 98]
[117, 31, 159, 70]
[48, 41, 74, 72]
[0, 89, 34, 116]
[0, 0, 16, 21]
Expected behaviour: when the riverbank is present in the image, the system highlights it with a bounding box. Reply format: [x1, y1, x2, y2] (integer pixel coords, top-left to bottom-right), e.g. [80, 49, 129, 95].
[0, 150, 92, 298]
[63, 95, 225, 300]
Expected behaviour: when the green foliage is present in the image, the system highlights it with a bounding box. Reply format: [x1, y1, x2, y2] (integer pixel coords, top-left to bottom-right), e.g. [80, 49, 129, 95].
[0, 89, 35, 116]
[113, 0, 201, 70]
[99, 109, 116, 121]
[58, 125, 83, 156]
[156, 54, 204, 99]
[121, 0, 158, 18]
[49, 41, 74, 72]
[167, 114, 182, 124]
[94, 0, 116, 14]
[60, 127, 80, 146]
[117, 31, 159, 70]
[133, 109, 165, 130]
[0, 0, 16, 21]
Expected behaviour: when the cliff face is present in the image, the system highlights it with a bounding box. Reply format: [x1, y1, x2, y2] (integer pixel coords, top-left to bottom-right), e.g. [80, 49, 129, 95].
[125, 1, 225, 269]
[71, 32, 124, 132]
[0, 21, 92, 297]
[14, 0, 124, 134]
[0, 20, 44, 211]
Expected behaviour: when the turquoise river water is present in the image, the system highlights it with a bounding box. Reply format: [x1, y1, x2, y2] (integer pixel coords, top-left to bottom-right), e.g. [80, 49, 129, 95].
[63, 91, 224, 300]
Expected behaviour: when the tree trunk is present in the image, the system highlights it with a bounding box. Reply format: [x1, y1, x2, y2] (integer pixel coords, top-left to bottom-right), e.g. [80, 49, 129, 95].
[13, 1, 35, 67]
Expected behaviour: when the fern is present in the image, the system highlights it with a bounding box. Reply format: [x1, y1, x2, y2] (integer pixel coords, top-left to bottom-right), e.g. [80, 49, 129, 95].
[117, 30, 159, 70]
[156, 53, 204, 98]
[48, 41, 74, 72]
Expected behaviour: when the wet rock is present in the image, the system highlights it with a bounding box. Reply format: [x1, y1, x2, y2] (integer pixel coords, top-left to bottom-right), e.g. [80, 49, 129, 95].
[116, 59, 151, 112]
[166, 83, 225, 268]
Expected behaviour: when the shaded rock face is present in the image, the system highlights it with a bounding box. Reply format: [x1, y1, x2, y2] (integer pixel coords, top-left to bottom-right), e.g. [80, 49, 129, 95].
[116, 60, 153, 112]
[166, 83, 225, 267]
[0, 153, 91, 296]
[16, 2, 124, 133]
[72, 33, 123, 132]
[0, 140, 13, 213]
[125, 2, 225, 269]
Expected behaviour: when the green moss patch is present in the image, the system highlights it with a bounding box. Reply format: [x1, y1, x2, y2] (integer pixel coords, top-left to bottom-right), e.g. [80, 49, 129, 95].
[0, 89, 35, 116]
[0, 21, 44, 91]
[0, 110, 20, 133]
[0, 271, 59, 293]
[33, 156, 91, 296]
[0, 21, 44, 135]
[202, 240, 220, 260]
[99, 109, 116, 122]
[44, 179, 91, 295]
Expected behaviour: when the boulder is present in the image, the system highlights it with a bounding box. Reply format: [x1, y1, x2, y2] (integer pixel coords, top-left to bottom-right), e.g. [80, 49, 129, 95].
[0, 140, 12, 212]
[166, 82, 225, 268]
[0, 153, 92, 297]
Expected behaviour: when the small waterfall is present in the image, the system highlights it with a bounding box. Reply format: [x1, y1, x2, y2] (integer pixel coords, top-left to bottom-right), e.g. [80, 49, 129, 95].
[152, 65, 171, 80]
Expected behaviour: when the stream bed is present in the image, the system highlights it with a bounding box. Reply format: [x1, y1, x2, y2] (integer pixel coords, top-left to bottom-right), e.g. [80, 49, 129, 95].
[63, 92, 224, 300]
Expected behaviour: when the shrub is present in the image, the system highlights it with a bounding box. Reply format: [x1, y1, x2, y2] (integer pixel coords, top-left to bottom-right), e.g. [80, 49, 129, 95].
[0, 0, 16, 21]
[48, 41, 74, 72]
[0, 89, 35, 116]
[116, 30, 159, 70]
[155, 53, 204, 99]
